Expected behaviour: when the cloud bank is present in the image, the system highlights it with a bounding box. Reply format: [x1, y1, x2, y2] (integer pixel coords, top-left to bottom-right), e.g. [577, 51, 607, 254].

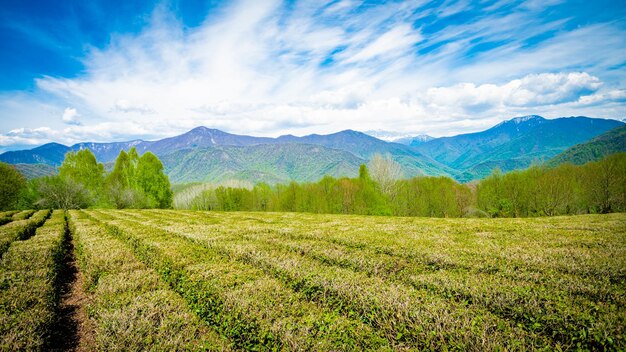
[1, 0, 625, 151]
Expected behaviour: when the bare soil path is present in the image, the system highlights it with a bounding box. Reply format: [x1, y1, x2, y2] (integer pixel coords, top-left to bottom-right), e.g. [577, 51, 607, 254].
[49, 222, 94, 351]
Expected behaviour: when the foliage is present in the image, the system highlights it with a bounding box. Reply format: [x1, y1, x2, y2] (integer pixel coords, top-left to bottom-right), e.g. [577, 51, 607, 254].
[35, 176, 92, 210]
[0, 162, 26, 210]
[81, 209, 626, 350]
[477, 153, 626, 216]
[135, 152, 173, 208]
[368, 153, 403, 196]
[0, 211, 66, 350]
[103, 148, 172, 209]
[175, 153, 626, 218]
[59, 149, 105, 196]
[11, 147, 173, 209]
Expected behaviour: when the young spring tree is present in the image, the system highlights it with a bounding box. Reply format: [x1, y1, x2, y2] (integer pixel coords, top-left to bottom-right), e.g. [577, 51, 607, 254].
[0, 162, 26, 210]
[35, 176, 91, 209]
[135, 152, 173, 208]
[368, 153, 402, 196]
[59, 149, 105, 202]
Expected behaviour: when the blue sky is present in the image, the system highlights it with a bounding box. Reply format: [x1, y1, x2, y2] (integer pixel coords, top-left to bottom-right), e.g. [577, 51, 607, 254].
[1, 0, 625, 151]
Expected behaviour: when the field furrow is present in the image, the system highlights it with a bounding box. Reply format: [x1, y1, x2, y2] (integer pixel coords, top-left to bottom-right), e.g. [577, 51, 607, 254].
[0, 210, 66, 350]
[85, 210, 390, 351]
[69, 210, 230, 351]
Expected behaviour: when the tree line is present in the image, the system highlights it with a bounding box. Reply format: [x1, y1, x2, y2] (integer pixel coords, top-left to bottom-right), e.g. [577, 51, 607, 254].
[174, 153, 626, 217]
[0, 147, 172, 210]
[1, 149, 624, 216]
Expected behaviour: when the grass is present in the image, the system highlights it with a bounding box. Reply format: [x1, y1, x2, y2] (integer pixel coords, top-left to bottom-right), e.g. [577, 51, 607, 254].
[0, 210, 65, 350]
[0, 209, 624, 350]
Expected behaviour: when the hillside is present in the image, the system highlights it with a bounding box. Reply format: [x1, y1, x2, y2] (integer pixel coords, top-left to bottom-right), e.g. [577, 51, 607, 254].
[160, 143, 365, 184]
[1, 115, 623, 183]
[0, 143, 70, 166]
[394, 135, 435, 146]
[415, 115, 623, 179]
[548, 124, 626, 166]
[13, 163, 57, 179]
[0, 128, 452, 183]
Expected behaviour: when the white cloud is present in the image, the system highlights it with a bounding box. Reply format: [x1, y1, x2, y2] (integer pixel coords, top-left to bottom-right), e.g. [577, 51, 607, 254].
[344, 25, 423, 63]
[62, 107, 80, 125]
[423, 72, 603, 113]
[0, 0, 625, 147]
[113, 99, 154, 114]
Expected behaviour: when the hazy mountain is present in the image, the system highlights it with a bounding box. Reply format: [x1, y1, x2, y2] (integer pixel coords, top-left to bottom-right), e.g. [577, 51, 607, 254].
[274, 130, 453, 177]
[73, 140, 144, 163]
[415, 115, 624, 180]
[0, 143, 70, 166]
[136, 127, 275, 156]
[394, 135, 435, 146]
[13, 164, 57, 179]
[548, 124, 626, 166]
[160, 143, 365, 184]
[1, 115, 622, 184]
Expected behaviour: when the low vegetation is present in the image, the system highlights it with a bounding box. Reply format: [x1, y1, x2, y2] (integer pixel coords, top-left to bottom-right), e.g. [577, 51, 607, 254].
[69, 210, 229, 351]
[0, 210, 65, 350]
[0, 209, 50, 257]
[0, 209, 623, 350]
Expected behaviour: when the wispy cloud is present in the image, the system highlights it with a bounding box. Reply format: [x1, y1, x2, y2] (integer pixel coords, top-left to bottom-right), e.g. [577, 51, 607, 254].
[62, 107, 81, 125]
[0, 0, 625, 151]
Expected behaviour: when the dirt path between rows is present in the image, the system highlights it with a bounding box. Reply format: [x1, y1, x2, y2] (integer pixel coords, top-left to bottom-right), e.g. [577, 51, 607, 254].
[49, 227, 95, 351]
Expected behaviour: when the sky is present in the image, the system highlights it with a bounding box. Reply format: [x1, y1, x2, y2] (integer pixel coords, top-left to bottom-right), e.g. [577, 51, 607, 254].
[1, 0, 625, 151]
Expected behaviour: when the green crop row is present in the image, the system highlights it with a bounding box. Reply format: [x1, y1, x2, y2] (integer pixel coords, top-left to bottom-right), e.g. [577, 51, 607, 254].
[0, 209, 51, 258]
[109, 210, 556, 350]
[149, 209, 626, 284]
[136, 210, 626, 304]
[0, 211, 18, 218]
[11, 210, 36, 221]
[68, 210, 229, 351]
[117, 209, 626, 350]
[0, 210, 66, 350]
[86, 209, 392, 351]
[147, 209, 626, 297]
[0, 211, 19, 226]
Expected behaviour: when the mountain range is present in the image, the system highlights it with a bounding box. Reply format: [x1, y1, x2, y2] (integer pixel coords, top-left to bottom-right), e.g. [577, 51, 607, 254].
[1, 115, 623, 184]
[547, 124, 626, 166]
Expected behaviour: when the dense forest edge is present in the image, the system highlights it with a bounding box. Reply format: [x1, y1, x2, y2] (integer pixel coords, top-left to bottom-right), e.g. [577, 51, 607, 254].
[1, 148, 625, 218]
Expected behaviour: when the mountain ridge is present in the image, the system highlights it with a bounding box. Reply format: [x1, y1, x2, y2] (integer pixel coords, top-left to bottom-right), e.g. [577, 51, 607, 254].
[548, 124, 626, 166]
[1, 115, 623, 183]
[414, 115, 623, 180]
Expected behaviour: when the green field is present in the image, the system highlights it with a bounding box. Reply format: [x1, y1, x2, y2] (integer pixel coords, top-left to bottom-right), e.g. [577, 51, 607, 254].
[1, 210, 625, 350]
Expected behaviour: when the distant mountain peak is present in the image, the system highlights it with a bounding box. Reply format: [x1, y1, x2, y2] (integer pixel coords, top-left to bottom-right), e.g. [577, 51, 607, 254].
[188, 126, 219, 134]
[493, 115, 545, 129]
[511, 115, 545, 123]
[337, 129, 364, 136]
